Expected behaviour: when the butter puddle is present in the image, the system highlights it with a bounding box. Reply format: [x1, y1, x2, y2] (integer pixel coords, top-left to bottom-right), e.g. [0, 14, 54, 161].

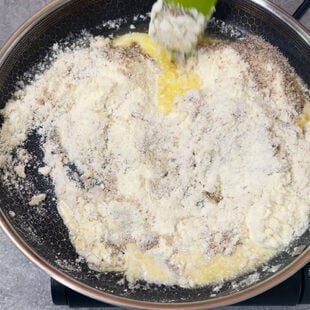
[115, 33, 200, 114]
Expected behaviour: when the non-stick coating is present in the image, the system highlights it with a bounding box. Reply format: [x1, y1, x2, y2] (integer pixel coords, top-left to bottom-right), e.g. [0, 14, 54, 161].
[0, 0, 309, 304]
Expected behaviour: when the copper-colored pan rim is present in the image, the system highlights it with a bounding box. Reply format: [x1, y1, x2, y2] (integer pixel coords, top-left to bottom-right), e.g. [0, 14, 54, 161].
[0, 0, 309, 308]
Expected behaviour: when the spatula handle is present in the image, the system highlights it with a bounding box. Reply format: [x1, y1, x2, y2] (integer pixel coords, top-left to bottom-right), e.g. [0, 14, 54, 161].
[165, 0, 218, 16]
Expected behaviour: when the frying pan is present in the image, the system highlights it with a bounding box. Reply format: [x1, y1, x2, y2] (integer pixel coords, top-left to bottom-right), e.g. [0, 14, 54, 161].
[0, 0, 309, 308]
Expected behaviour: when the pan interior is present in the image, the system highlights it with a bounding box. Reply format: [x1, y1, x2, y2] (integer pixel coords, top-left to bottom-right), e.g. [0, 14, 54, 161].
[0, 0, 309, 303]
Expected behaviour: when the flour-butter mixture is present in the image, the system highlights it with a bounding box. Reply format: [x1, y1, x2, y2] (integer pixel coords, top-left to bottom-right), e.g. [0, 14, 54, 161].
[0, 31, 309, 287]
[149, 0, 206, 57]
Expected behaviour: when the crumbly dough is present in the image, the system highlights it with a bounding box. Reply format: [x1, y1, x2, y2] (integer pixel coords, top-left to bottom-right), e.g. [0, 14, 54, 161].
[0, 33, 309, 288]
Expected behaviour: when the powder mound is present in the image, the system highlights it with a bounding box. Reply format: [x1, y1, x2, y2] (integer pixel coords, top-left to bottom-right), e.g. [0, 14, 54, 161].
[0, 33, 309, 288]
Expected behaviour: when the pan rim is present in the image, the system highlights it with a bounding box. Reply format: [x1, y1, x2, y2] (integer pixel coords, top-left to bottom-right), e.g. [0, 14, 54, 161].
[0, 0, 309, 308]
[251, 0, 309, 43]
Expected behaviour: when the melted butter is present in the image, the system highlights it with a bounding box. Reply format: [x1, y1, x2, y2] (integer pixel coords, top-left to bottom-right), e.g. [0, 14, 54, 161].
[124, 243, 174, 284]
[123, 242, 275, 287]
[296, 101, 310, 127]
[114, 33, 200, 113]
[171, 242, 275, 286]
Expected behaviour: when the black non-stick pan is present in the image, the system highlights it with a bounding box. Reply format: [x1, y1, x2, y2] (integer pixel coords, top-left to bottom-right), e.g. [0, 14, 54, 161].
[0, 0, 309, 309]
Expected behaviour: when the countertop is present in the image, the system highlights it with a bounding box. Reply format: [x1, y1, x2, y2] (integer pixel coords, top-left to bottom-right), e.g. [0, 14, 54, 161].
[0, 1, 309, 309]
